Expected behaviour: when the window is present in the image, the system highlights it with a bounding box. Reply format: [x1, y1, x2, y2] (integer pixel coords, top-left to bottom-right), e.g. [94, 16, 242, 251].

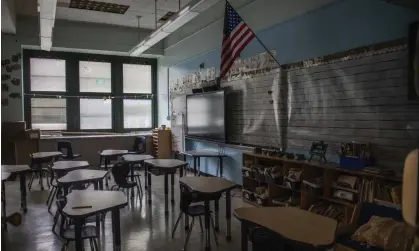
[30, 58, 66, 92]
[24, 50, 156, 132]
[123, 64, 152, 93]
[79, 61, 111, 93]
[31, 98, 66, 130]
[124, 99, 152, 128]
[80, 99, 112, 130]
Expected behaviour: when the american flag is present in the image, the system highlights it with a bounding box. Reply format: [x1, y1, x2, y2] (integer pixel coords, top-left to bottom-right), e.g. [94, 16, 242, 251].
[220, 1, 255, 79]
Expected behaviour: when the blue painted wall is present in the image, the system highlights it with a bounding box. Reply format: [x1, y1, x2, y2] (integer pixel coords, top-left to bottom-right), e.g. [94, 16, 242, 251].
[171, 0, 419, 184]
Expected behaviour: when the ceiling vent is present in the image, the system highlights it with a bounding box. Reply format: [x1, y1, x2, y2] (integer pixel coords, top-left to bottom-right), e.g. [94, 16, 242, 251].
[69, 0, 130, 14]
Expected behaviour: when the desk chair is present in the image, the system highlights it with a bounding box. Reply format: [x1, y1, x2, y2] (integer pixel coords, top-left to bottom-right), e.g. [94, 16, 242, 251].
[28, 154, 51, 191]
[171, 183, 218, 251]
[110, 163, 142, 198]
[53, 197, 99, 251]
[130, 136, 147, 154]
[57, 141, 81, 160]
[45, 165, 60, 213]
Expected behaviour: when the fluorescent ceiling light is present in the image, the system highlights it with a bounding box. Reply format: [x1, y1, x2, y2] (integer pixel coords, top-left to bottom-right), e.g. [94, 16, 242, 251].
[129, 1, 213, 56]
[145, 31, 170, 46]
[162, 11, 199, 33]
[190, 0, 220, 12]
[130, 44, 151, 56]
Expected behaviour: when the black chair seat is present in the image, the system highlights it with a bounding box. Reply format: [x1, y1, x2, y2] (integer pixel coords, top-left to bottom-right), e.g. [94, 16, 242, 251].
[187, 204, 212, 217]
[62, 225, 97, 240]
[119, 181, 137, 189]
[61, 153, 81, 160]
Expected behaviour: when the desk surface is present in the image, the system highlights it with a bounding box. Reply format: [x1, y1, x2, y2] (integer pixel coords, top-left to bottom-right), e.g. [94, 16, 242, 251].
[52, 161, 89, 171]
[2, 165, 31, 173]
[2, 172, 11, 181]
[122, 154, 154, 163]
[31, 151, 62, 159]
[144, 159, 187, 169]
[58, 170, 108, 184]
[179, 176, 236, 194]
[100, 149, 128, 156]
[63, 190, 127, 218]
[234, 207, 337, 247]
[183, 150, 227, 157]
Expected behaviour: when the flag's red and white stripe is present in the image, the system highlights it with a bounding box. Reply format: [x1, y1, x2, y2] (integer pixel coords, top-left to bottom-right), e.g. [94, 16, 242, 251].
[220, 21, 255, 78]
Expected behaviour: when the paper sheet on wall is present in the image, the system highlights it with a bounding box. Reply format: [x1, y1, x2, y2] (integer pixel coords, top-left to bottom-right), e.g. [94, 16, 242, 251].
[171, 96, 186, 152]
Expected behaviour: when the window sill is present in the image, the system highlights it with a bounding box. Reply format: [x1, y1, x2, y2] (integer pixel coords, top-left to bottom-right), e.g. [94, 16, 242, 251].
[41, 132, 152, 140]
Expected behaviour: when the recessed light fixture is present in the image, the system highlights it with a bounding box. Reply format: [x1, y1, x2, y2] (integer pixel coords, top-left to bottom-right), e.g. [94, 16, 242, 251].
[69, 0, 130, 14]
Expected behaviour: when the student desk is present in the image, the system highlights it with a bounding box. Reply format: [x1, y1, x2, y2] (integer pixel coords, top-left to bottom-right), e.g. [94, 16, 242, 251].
[63, 190, 127, 251]
[144, 159, 187, 214]
[182, 150, 228, 177]
[1, 165, 31, 213]
[234, 207, 337, 251]
[179, 176, 237, 251]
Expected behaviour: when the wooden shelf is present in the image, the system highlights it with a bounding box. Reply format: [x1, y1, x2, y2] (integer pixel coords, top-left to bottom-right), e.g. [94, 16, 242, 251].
[243, 198, 261, 207]
[245, 152, 402, 182]
[274, 184, 301, 193]
[241, 152, 402, 225]
[319, 197, 356, 208]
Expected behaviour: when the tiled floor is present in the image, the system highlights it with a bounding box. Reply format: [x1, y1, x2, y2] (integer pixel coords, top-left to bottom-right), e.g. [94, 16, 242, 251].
[2, 172, 249, 251]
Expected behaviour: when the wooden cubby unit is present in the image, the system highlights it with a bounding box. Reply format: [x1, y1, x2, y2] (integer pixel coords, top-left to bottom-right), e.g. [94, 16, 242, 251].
[241, 152, 402, 225]
[151, 129, 172, 159]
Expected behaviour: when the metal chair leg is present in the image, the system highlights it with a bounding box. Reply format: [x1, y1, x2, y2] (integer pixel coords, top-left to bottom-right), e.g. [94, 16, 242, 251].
[93, 238, 99, 251]
[48, 188, 58, 213]
[46, 187, 55, 205]
[28, 173, 35, 191]
[183, 217, 195, 251]
[60, 240, 68, 251]
[199, 216, 203, 233]
[210, 215, 219, 245]
[52, 209, 60, 233]
[171, 212, 183, 238]
[89, 238, 95, 251]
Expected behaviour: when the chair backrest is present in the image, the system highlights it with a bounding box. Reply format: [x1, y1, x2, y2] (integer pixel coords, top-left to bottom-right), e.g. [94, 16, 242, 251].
[57, 141, 73, 157]
[111, 162, 131, 186]
[357, 202, 403, 226]
[179, 183, 200, 213]
[133, 136, 146, 153]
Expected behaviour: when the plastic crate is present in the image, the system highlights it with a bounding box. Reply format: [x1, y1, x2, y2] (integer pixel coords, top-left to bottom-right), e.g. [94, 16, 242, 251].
[339, 156, 373, 170]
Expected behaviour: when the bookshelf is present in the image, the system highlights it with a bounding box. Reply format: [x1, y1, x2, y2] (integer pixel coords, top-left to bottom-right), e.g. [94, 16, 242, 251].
[241, 152, 402, 225]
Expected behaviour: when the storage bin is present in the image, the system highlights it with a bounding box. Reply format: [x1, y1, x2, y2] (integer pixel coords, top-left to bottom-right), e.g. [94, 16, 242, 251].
[339, 156, 373, 170]
[283, 176, 301, 190]
[255, 194, 269, 206]
[242, 189, 256, 201]
[252, 167, 266, 183]
[302, 180, 323, 196]
[265, 168, 282, 185]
